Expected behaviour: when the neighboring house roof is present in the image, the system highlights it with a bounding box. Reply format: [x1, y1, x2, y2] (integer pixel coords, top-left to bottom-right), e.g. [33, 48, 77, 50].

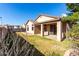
[34, 15, 61, 24]
[25, 20, 34, 25]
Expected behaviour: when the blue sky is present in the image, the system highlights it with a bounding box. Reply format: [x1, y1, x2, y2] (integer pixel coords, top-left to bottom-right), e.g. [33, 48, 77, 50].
[0, 3, 67, 25]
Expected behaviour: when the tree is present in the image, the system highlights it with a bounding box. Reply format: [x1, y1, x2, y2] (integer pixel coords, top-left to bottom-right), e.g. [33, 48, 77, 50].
[66, 3, 79, 12]
[62, 3, 79, 23]
[62, 3, 79, 40]
[62, 12, 79, 22]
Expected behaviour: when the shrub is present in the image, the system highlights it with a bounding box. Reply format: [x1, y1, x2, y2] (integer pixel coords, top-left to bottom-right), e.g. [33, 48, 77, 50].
[66, 24, 79, 40]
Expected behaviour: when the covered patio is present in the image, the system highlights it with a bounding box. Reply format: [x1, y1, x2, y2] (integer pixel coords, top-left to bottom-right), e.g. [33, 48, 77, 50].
[34, 15, 66, 41]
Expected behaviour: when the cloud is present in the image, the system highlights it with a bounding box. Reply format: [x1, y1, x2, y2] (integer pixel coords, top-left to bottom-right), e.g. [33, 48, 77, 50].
[61, 13, 67, 17]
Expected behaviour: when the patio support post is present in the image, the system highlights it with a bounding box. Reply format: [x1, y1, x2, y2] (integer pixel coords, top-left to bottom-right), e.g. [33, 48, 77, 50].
[57, 21, 62, 41]
[41, 24, 44, 36]
[47, 24, 50, 35]
[26, 25, 27, 34]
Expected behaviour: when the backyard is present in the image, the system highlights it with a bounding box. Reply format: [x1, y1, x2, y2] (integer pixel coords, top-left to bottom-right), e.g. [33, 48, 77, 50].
[16, 32, 76, 56]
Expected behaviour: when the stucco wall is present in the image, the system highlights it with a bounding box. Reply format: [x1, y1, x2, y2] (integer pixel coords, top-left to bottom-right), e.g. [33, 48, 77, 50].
[26, 21, 34, 35]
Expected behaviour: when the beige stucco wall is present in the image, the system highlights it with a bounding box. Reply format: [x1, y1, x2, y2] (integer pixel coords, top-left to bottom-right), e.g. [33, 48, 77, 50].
[26, 21, 34, 35]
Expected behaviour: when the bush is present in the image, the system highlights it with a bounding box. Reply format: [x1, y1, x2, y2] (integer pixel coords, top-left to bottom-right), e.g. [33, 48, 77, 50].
[66, 24, 79, 40]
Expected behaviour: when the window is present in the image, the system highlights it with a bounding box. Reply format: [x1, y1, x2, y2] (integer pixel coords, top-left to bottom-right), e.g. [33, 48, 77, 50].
[27, 25, 29, 31]
[32, 24, 34, 31]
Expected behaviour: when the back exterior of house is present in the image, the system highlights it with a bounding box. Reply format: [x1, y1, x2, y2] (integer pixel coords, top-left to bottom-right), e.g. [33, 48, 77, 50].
[26, 15, 67, 41]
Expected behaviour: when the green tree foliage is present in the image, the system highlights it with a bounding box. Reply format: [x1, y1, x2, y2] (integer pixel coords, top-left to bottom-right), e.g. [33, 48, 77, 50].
[62, 3, 79, 23]
[62, 12, 79, 23]
[66, 3, 79, 12]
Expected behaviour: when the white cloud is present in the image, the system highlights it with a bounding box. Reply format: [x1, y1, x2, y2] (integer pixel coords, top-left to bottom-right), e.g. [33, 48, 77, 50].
[61, 13, 67, 17]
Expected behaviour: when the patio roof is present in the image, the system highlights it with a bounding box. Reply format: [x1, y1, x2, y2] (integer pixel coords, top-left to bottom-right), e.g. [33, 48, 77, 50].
[34, 15, 61, 24]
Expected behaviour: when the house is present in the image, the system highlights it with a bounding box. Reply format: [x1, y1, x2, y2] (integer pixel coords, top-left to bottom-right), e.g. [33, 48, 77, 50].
[4, 25, 22, 32]
[26, 20, 34, 35]
[26, 15, 67, 41]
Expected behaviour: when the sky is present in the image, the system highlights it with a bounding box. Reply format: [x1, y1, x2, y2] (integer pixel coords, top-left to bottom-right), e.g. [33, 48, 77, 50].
[0, 3, 67, 25]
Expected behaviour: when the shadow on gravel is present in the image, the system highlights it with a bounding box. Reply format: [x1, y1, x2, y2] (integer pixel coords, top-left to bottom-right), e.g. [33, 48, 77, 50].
[0, 29, 44, 56]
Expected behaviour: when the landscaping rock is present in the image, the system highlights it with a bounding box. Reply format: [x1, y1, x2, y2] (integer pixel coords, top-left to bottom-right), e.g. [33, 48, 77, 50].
[64, 48, 79, 56]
